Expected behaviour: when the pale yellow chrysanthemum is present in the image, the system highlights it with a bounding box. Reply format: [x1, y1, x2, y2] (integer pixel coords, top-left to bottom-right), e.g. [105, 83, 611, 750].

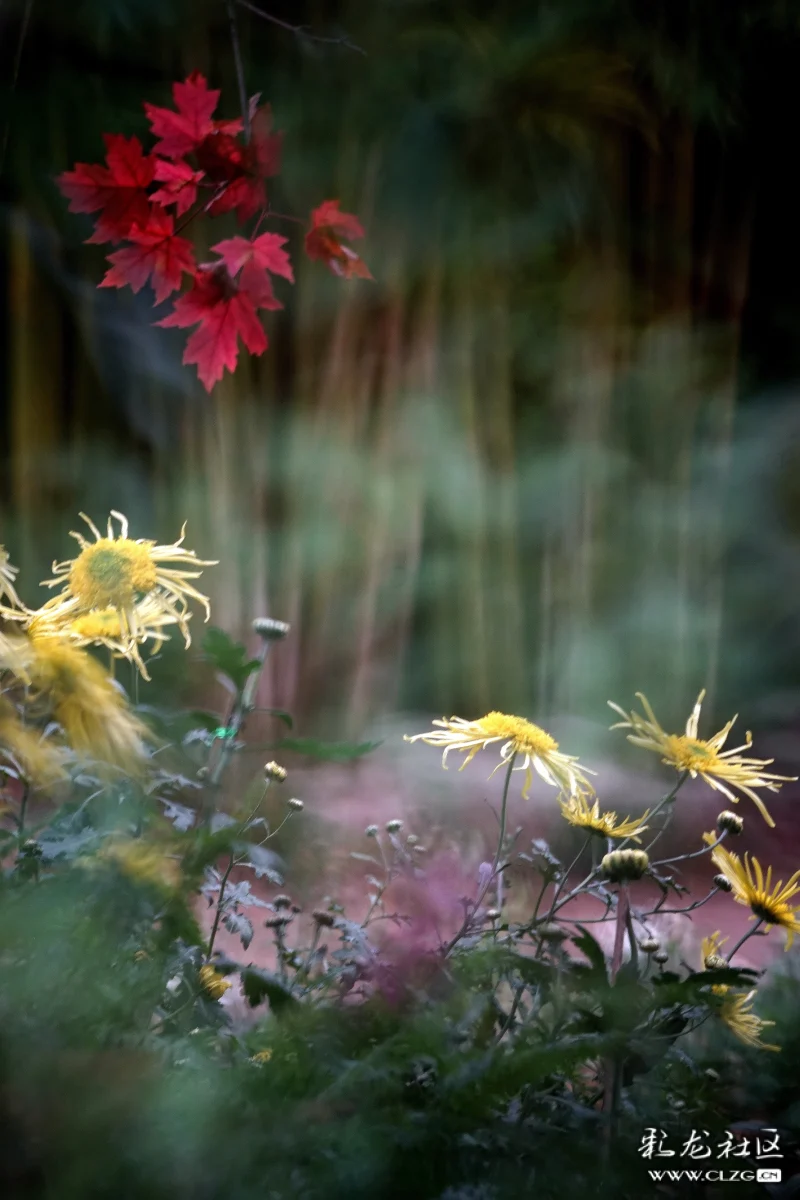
[404, 711, 595, 799]
[0, 545, 22, 610]
[39, 511, 216, 651]
[710, 984, 779, 1051]
[199, 964, 232, 1001]
[32, 598, 186, 682]
[559, 790, 649, 841]
[608, 690, 796, 827]
[709, 842, 800, 950]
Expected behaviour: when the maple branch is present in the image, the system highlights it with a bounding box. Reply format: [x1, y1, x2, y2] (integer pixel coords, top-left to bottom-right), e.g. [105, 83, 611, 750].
[226, 0, 251, 143]
[234, 0, 365, 55]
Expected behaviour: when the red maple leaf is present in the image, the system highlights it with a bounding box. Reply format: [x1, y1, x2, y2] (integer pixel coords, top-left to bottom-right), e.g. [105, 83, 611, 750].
[203, 104, 282, 223]
[145, 71, 241, 160]
[57, 134, 156, 244]
[150, 159, 205, 216]
[212, 232, 294, 283]
[99, 208, 196, 305]
[305, 199, 371, 279]
[157, 263, 281, 391]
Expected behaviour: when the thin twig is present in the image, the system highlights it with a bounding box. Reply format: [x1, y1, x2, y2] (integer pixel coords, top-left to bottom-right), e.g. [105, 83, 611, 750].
[726, 919, 765, 963]
[226, 0, 251, 142]
[235, 0, 365, 55]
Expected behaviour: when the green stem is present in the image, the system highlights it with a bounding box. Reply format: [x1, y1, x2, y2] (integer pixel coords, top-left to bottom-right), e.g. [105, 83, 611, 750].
[206, 854, 236, 960]
[444, 754, 516, 955]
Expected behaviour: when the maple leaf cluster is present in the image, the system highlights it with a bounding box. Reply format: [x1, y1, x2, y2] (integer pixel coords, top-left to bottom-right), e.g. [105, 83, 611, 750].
[57, 72, 370, 391]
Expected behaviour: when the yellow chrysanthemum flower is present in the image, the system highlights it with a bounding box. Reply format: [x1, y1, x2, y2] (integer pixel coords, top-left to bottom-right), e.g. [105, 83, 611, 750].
[251, 1048, 273, 1064]
[34, 598, 185, 682]
[709, 842, 800, 950]
[199, 964, 232, 1001]
[0, 626, 148, 774]
[404, 711, 595, 799]
[559, 791, 649, 841]
[609, 690, 796, 827]
[0, 694, 67, 787]
[710, 984, 779, 1051]
[39, 511, 216, 651]
[0, 546, 22, 610]
[700, 929, 729, 967]
[102, 838, 181, 890]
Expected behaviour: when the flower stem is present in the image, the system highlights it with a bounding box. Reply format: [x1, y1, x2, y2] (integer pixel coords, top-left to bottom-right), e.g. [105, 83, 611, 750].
[726, 919, 765, 963]
[206, 853, 236, 960]
[444, 754, 516, 955]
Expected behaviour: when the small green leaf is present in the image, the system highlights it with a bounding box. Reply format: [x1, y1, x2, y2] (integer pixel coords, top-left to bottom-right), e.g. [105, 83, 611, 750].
[270, 737, 382, 762]
[202, 627, 262, 691]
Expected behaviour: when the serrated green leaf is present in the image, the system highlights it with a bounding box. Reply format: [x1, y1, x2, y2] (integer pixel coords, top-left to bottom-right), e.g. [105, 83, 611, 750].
[571, 925, 608, 981]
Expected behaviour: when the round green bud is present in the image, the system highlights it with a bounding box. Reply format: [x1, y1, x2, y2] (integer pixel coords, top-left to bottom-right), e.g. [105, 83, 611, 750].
[716, 811, 743, 835]
[601, 849, 650, 882]
[713, 874, 733, 893]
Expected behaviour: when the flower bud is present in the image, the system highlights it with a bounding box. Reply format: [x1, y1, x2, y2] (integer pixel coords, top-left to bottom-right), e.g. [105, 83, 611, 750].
[601, 849, 650, 882]
[264, 761, 287, 782]
[265, 914, 293, 929]
[653, 951, 669, 965]
[272, 894, 292, 909]
[539, 922, 569, 942]
[638, 938, 660, 954]
[252, 617, 290, 641]
[704, 953, 728, 970]
[365, 824, 379, 838]
[713, 874, 733, 893]
[312, 910, 335, 927]
[716, 811, 743, 835]
[485, 909, 502, 921]
[386, 819, 403, 833]
[406, 834, 419, 845]
[287, 797, 304, 811]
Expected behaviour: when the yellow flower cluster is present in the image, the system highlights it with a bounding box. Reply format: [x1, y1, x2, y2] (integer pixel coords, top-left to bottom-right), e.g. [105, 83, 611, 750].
[405, 688, 797, 1054]
[0, 517, 215, 780]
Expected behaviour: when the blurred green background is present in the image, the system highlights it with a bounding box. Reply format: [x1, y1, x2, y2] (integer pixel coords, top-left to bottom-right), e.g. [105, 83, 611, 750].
[3, 0, 800, 741]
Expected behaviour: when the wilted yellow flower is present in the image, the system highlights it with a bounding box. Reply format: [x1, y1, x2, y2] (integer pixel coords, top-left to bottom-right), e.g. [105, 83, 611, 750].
[40, 597, 185, 682]
[559, 791, 649, 841]
[1, 626, 148, 774]
[609, 690, 796, 827]
[199, 964, 232, 1001]
[252, 1048, 273, 1064]
[711, 984, 779, 1051]
[102, 838, 181, 890]
[404, 712, 594, 799]
[701, 929, 729, 969]
[0, 546, 22, 610]
[39, 510, 216, 652]
[709, 842, 800, 949]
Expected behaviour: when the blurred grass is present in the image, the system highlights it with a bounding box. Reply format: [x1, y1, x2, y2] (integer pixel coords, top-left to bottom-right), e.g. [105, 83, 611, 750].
[2, 0, 800, 745]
